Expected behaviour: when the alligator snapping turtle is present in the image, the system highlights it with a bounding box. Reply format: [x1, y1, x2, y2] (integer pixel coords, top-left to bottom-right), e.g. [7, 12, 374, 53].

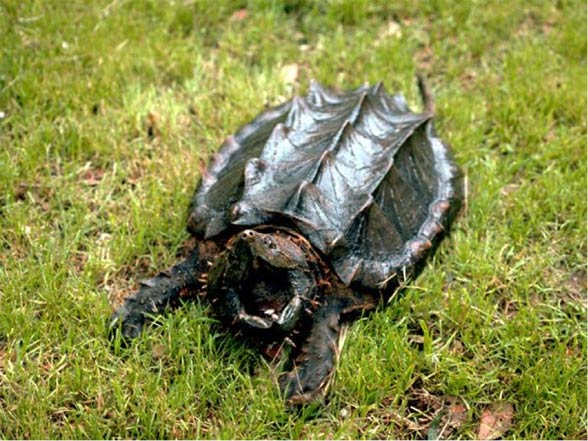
[110, 77, 463, 404]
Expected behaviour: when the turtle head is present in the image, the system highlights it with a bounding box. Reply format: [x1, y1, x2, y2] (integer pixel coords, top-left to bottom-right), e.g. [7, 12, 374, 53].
[208, 229, 317, 335]
[240, 229, 308, 269]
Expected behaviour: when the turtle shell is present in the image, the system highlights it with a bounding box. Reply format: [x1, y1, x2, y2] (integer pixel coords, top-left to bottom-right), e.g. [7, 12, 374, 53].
[188, 81, 462, 290]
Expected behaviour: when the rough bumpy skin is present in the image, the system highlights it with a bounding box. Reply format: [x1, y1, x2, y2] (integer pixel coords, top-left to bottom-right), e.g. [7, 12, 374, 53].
[110, 78, 463, 405]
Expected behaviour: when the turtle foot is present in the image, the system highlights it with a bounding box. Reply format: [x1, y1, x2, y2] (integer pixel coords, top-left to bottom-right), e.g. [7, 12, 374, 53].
[108, 303, 147, 341]
[279, 299, 345, 405]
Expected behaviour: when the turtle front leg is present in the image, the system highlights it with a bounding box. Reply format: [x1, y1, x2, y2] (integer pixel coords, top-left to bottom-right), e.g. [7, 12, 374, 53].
[109, 242, 215, 340]
[279, 297, 347, 405]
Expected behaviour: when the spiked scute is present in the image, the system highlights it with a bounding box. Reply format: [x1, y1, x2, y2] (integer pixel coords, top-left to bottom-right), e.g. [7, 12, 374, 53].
[189, 81, 462, 289]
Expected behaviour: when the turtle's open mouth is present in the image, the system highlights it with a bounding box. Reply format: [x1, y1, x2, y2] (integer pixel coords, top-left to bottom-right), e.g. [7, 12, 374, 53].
[208, 228, 321, 334]
[242, 268, 294, 322]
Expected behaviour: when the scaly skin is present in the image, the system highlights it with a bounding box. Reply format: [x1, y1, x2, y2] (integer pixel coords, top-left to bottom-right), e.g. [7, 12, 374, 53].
[109, 227, 351, 404]
[109, 242, 215, 340]
[279, 297, 346, 405]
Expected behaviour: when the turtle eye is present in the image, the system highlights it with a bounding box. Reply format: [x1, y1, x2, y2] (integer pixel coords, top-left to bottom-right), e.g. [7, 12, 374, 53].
[264, 238, 276, 249]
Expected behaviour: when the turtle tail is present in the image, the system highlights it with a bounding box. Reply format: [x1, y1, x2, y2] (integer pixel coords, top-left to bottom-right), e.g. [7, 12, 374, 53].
[417, 73, 435, 115]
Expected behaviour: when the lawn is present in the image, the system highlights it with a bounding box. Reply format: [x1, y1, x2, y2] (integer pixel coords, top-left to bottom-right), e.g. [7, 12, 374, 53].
[0, 0, 586, 439]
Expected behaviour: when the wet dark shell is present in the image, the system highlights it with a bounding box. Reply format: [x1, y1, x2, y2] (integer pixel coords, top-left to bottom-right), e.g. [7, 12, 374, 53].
[188, 81, 462, 290]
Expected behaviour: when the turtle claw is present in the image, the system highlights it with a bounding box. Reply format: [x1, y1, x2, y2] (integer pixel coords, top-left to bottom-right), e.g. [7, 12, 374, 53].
[108, 304, 146, 341]
[108, 248, 209, 344]
[279, 358, 334, 405]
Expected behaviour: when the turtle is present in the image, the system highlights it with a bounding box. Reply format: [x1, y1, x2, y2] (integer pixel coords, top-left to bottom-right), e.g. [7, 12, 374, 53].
[109, 76, 463, 405]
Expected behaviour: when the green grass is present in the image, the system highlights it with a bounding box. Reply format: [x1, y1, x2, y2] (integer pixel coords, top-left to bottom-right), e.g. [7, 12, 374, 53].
[0, 0, 586, 438]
